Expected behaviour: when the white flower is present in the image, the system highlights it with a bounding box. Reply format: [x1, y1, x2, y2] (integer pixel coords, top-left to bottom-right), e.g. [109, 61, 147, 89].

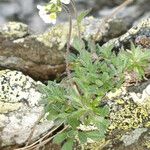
[50, 0, 70, 4]
[37, 5, 57, 24]
[50, 0, 58, 4]
[60, 0, 70, 4]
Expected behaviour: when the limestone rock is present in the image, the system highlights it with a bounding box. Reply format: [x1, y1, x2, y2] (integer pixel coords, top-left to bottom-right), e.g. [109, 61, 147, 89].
[0, 69, 54, 148]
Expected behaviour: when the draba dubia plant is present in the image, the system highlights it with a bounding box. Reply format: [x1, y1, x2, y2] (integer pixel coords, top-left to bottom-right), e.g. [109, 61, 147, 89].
[38, 0, 150, 150]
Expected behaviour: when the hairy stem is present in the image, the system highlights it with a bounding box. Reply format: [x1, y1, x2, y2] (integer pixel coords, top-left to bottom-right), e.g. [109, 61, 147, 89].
[62, 4, 73, 79]
[14, 122, 65, 150]
[71, 0, 81, 38]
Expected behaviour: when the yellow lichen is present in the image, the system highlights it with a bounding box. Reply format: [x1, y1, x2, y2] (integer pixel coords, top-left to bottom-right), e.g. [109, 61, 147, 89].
[144, 140, 150, 149]
[0, 101, 22, 113]
[0, 22, 28, 39]
[109, 99, 149, 131]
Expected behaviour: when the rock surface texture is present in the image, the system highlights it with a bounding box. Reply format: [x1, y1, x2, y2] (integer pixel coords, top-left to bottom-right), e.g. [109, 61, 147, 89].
[104, 18, 150, 49]
[0, 70, 54, 148]
[0, 18, 128, 80]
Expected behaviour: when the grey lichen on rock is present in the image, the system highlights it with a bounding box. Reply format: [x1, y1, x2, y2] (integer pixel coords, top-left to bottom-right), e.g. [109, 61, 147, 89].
[0, 22, 29, 40]
[101, 81, 150, 149]
[104, 18, 150, 49]
[0, 69, 54, 148]
[82, 16, 127, 41]
[0, 69, 42, 107]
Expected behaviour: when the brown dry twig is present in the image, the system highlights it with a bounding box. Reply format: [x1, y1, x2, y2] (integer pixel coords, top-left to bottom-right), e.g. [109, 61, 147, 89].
[14, 122, 65, 150]
[25, 112, 44, 146]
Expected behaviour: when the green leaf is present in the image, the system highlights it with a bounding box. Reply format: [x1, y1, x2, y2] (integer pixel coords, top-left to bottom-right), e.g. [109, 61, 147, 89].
[86, 130, 105, 141]
[78, 131, 87, 144]
[67, 130, 78, 138]
[40, 40, 150, 147]
[70, 109, 86, 119]
[94, 118, 110, 133]
[62, 139, 74, 150]
[53, 132, 67, 144]
[67, 117, 80, 129]
[77, 9, 91, 25]
[87, 39, 96, 53]
[72, 37, 85, 52]
[96, 106, 109, 117]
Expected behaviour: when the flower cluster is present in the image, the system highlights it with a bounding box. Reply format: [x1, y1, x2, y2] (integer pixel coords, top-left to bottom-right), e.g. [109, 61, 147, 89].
[37, 0, 70, 24]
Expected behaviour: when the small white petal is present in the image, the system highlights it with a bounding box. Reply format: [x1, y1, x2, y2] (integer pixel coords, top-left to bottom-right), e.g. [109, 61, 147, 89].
[50, 0, 58, 4]
[39, 13, 56, 24]
[37, 5, 44, 10]
[37, 5, 47, 15]
[37, 4, 57, 24]
[61, 0, 70, 4]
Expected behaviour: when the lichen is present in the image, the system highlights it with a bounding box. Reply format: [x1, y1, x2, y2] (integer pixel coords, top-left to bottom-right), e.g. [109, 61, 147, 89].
[0, 69, 42, 114]
[108, 98, 150, 131]
[0, 101, 22, 113]
[0, 22, 29, 39]
[37, 21, 85, 50]
[84, 139, 110, 150]
[37, 16, 126, 49]
[129, 18, 150, 35]
[105, 18, 150, 48]
[144, 140, 150, 149]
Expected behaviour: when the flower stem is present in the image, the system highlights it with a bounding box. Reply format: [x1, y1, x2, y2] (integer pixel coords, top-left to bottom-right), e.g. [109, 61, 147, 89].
[62, 4, 73, 79]
[70, 0, 81, 38]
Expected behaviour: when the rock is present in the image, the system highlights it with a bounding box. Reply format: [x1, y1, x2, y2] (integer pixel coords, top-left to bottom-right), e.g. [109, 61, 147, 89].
[104, 18, 150, 49]
[0, 18, 128, 80]
[121, 128, 147, 147]
[98, 4, 148, 28]
[106, 82, 150, 150]
[96, 0, 150, 21]
[129, 82, 150, 105]
[0, 69, 54, 148]
[95, 0, 124, 8]
[0, 22, 29, 39]
[0, 22, 66, 80]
